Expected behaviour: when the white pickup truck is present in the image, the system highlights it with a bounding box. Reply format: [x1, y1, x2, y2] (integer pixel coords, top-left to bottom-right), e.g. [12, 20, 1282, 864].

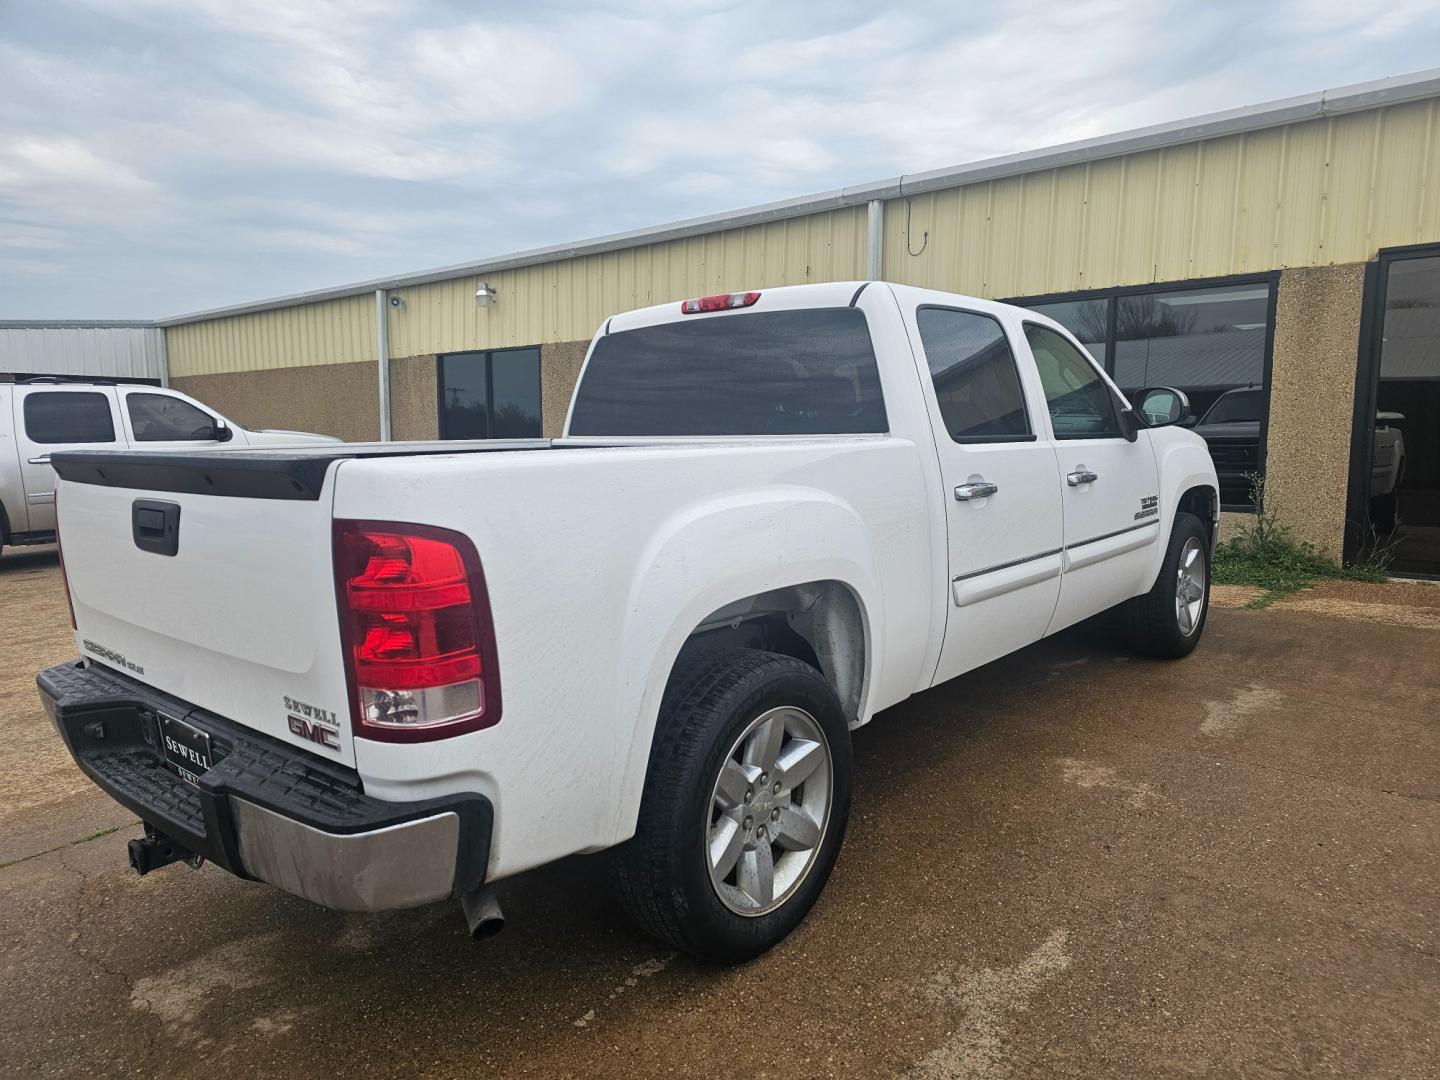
[40, 282, 1217, 961]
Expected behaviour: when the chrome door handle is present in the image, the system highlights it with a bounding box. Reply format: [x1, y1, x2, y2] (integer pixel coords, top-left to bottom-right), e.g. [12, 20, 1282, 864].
[27, 455, 51, 465]
[1067, 470, 1098, 486]
[954, 482, 999, 501]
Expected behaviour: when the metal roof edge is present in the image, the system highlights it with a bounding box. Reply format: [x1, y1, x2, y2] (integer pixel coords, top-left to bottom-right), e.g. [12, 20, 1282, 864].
[0, 320, 161, 330]
[157, 66, 1440, 327]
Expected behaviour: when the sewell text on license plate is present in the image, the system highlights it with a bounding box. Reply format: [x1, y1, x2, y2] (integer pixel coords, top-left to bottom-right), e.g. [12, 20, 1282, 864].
[159, 713, 212, 784]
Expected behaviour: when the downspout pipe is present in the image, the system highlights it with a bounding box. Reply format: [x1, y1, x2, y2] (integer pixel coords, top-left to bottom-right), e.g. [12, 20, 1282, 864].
[866, 200, 884, 280]
[375, 288, 391, 442]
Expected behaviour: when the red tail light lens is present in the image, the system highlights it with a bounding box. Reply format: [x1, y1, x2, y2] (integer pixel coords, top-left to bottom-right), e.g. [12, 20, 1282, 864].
[333, 520, 501, 742]
[680, 291, 760, 314]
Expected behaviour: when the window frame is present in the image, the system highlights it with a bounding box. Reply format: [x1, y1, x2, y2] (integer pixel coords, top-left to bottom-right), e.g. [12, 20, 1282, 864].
[436, 345, 543, 441]
[21, 389, 118, 445]
[1020, 320, 1127, 441]
[1008, 271, 1279, 510]
[915, 304, 1037, 444]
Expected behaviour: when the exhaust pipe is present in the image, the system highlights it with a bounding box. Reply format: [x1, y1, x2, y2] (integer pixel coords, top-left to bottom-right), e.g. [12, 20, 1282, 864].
[460, 885, 505, 940]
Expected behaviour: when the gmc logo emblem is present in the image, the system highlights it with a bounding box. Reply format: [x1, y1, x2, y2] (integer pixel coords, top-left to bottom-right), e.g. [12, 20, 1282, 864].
[288, 715, 340, 751]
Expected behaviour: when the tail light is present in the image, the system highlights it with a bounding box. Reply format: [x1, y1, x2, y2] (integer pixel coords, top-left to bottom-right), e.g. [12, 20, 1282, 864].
[333, 520, 501, 742]
[680, 291, 760, 314]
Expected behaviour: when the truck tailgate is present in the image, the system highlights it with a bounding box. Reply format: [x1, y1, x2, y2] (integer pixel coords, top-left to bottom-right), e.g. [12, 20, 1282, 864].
[54, 456, 356, 765]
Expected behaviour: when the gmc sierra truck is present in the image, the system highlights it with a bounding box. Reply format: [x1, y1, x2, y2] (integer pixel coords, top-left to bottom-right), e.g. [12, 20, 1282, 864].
[39, 282, 1218, 962]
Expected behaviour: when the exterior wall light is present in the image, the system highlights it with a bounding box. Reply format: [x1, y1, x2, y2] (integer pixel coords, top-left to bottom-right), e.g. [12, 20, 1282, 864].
[475, 282, 498, 305]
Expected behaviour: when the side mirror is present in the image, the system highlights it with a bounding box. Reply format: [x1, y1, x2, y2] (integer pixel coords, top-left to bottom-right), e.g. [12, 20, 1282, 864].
[1136, 386, 1190, 428]
[215, 420, 234, 443]
[1178, 414, 1198, 428]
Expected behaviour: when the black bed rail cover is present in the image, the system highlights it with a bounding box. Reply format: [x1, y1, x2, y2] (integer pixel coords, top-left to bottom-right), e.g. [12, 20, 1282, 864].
[50, 439, 555, 501]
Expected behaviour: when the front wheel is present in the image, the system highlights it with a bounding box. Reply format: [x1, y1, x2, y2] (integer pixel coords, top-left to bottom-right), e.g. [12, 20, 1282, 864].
[612, 648, 852, 963]
[1123, 512, 1211, 658]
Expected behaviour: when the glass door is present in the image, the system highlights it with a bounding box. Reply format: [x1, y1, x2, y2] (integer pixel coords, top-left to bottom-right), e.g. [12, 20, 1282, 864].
[1366, 248, 1440, 576]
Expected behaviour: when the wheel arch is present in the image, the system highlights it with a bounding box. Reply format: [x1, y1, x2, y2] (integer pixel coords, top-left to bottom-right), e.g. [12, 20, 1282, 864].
[604, 486, 883, 849]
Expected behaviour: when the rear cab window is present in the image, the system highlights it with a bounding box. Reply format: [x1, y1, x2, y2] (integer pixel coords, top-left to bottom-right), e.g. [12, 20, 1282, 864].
[22, 391, 117, 444]
[568, 308, 887, 436]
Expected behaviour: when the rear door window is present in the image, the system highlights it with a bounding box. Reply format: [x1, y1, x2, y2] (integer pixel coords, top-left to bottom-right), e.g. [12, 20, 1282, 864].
[917, 307, 1032, 442]
[568, 307, 887, 436]
[22, 391, 117, 444]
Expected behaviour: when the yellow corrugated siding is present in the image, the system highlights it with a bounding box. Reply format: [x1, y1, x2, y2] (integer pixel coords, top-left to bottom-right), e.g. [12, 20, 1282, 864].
[883, 98, 1440, 297]
[383, 207, 868, 360]
[166, 99, 1440, 375]
[166, 293, 374, 377]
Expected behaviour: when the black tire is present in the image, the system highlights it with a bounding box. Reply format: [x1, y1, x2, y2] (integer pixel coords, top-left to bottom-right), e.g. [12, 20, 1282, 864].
[612, 647, 852, 963]
[1123, 512, 1210, 659]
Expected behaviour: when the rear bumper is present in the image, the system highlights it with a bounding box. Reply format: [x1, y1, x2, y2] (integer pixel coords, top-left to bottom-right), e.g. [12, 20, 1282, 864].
[38, 660, 492, 912]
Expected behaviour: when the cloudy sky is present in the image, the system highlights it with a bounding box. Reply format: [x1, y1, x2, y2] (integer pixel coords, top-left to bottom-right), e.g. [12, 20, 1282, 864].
[3, 0, 1439, 319]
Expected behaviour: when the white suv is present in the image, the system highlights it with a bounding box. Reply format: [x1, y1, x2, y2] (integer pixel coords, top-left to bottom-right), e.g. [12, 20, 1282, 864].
[1, 377, 338, 557]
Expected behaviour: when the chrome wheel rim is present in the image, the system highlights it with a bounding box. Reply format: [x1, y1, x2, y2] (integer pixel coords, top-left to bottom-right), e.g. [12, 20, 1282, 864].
[1175, 537, 1206, 637]
[705, 706, 832, 917]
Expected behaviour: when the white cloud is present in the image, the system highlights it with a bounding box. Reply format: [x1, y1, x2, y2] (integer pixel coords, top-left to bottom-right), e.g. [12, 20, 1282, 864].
[2, 0, 1439, 317]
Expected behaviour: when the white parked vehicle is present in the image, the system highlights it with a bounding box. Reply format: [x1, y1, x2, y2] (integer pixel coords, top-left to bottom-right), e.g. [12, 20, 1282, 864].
[40, 283, 1217, 961]
[0, 377, 339, 557]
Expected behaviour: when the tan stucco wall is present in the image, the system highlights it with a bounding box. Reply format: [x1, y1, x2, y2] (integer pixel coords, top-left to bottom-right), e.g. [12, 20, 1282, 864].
[176, 346, 577, 442]
[389, 354, 437, 441]
[174, 361, 381, 442]
[1263, 263, 1367, 560]
[540, 339, 589, 438]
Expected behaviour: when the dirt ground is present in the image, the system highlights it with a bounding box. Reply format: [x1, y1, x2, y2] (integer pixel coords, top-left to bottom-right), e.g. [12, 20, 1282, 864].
[1, 546, 1436, 1078]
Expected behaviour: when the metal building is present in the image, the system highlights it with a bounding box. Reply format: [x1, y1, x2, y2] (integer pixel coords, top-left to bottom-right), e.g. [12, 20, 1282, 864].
[80, 68, 1440, 574]
[0, 321, 166, 383]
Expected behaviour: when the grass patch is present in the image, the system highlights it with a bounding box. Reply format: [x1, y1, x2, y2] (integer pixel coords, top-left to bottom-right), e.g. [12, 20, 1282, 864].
[1213, 475, 1392, 608]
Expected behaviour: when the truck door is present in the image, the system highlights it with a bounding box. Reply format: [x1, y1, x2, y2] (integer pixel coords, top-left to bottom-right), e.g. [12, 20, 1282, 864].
[12, 386, 124, 534]
[1018, 322, 1162, 633]
[903, 302, 1066, 683]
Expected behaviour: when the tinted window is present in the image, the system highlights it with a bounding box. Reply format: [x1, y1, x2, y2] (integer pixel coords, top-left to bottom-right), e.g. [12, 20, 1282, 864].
[916, 308, 1031, 442]
[1198, 388, 1262, 425]
[1025, 298, 1109, 365]
[127, 393, 217, 441]
[1024, 324, 1122, 439]
[23, 392, 116, 444]
[569, 308, 886, 437]
[439, 347, 542, 440]
[490, 348, 542, 438]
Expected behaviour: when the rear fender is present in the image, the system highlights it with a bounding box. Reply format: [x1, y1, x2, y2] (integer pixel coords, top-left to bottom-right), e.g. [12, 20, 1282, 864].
[606, 486, 879, 846]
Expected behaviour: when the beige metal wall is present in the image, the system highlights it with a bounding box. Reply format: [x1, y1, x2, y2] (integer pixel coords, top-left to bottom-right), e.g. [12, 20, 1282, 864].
[165, 97, 1440, 378]
[883, 99, 1440, 298]
[167, 208, 868, 378]
[167, 293, 374, 378]
[384, 208, 869, 358]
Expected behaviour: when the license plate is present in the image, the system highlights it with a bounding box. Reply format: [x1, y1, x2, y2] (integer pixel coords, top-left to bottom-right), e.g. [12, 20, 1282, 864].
[159, 713, 212, 784]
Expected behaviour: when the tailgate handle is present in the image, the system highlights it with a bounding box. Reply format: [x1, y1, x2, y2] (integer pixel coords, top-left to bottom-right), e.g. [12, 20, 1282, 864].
[132, 499, 182, 557]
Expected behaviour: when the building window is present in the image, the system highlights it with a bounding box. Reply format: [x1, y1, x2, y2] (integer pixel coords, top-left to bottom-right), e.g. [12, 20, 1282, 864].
[1014, 276, 1276, 508]
[438, 347, 542, 440]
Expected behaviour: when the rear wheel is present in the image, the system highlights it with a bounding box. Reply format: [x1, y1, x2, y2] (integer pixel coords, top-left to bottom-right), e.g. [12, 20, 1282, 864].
[1123, 512, 1210, 658]
[613, 647, 852, 962]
